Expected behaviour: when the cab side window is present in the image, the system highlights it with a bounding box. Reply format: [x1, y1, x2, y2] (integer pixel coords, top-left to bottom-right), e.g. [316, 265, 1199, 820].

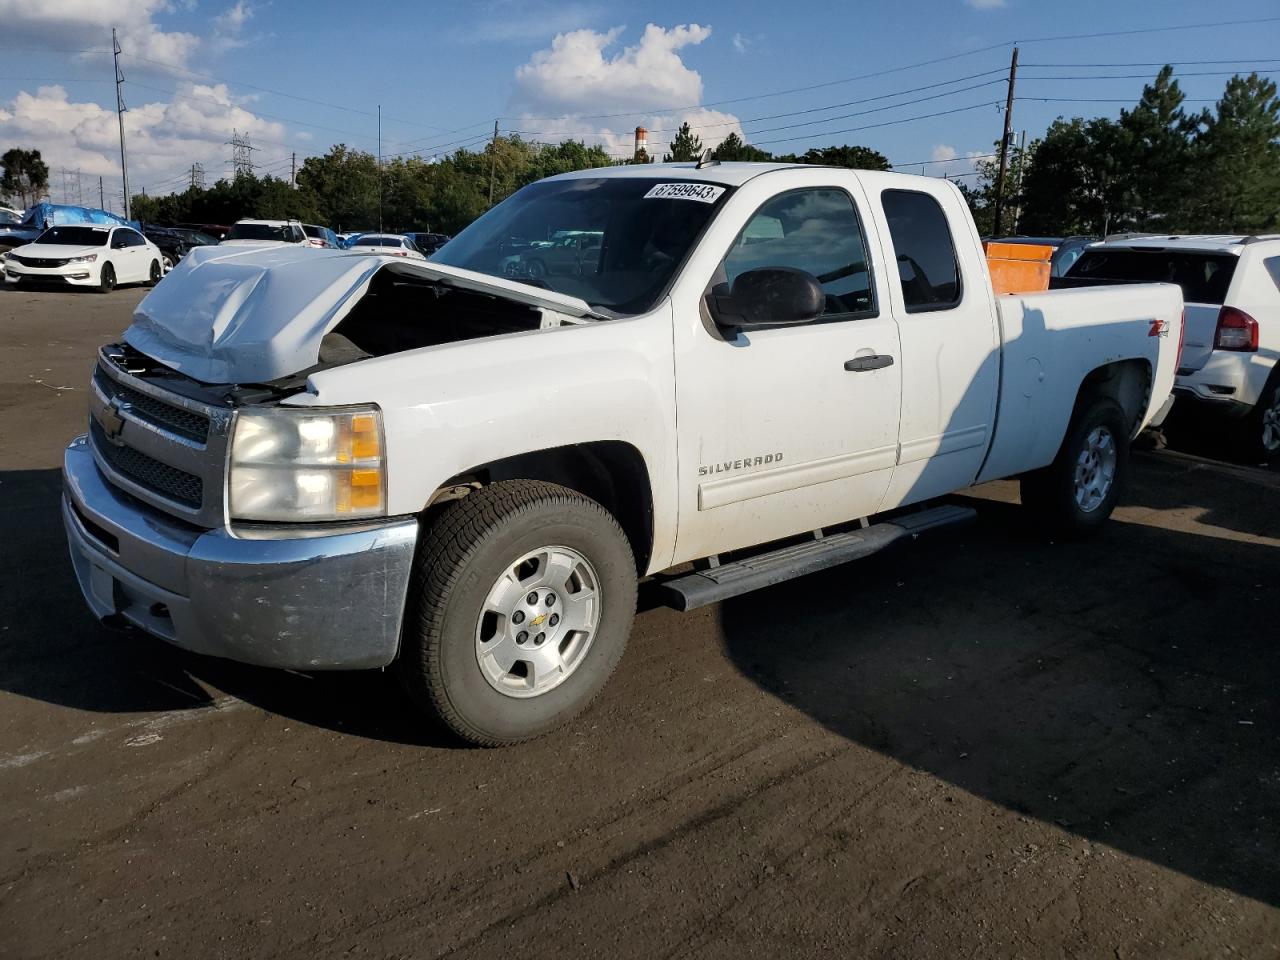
[722, 188, 876, 318]
[881, 189, 962, 311]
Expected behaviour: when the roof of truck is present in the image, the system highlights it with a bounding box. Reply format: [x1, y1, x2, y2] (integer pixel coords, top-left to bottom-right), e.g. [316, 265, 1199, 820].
[1094, 234, 1280, 254]
[547, 161, 957, 189]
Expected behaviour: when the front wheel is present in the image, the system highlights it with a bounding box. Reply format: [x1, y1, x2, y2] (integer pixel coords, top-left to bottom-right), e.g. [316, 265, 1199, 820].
[1020, 397, 1130, 537]
[97, 263, 115, 294]
[397, 480, 637, 746]
[148, 260, 162, 286]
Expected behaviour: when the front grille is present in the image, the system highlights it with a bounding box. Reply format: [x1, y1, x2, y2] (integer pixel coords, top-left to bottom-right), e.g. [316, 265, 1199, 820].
[12, 254, 68, 268]
[90, 421, 204, 508]
[93, 369, 210, 443]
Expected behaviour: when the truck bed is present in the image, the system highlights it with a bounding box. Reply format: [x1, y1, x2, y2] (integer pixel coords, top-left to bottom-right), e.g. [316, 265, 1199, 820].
[978, 283, 1183, 484]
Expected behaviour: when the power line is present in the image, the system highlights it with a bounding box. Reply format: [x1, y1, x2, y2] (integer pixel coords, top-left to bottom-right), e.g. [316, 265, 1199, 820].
[1013, 15, 1280, 44]
[754, 100, 1001, 147]
[119, 53, 455, 133]
[1023, 58, 1280, 67]
[513, 78, 1008, 140]
[505, 15, 1280, 126]
[126, 79, 379, 143]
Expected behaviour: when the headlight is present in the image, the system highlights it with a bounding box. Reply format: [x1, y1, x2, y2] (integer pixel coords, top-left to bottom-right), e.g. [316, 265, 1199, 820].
[229, 405, 386, 521]
[67, 253, 98, 263]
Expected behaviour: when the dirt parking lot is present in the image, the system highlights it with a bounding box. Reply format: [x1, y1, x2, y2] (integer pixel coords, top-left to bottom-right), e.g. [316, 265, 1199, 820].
[2, 287, 1278, 959]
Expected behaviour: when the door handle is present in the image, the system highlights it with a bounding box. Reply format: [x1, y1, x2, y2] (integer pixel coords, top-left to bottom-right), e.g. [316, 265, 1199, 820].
[844, 355, 895, 372]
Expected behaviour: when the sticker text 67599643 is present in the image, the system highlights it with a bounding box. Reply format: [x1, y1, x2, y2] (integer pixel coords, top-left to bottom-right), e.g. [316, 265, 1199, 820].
[643, 183, 726, 203]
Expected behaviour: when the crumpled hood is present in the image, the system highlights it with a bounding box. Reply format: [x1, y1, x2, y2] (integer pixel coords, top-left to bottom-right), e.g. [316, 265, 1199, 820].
[124, 244, 599, 384]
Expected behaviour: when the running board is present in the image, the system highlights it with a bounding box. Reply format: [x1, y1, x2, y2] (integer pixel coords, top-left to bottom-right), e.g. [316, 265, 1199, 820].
[655, 504, 976, 612]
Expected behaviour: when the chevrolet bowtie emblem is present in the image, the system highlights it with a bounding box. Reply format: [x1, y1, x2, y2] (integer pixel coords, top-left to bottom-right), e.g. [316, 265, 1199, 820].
[97, 398, 128, 444]
[529, 613, 547, 627]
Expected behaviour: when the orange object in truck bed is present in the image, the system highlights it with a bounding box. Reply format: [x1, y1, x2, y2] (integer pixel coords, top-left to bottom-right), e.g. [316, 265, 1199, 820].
[985, 241, 1055, 295]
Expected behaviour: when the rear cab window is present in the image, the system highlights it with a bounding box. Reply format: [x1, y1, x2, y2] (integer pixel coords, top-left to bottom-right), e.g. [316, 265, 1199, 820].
[1057, 249, 1238, 305]
[881, 190, 962, 312]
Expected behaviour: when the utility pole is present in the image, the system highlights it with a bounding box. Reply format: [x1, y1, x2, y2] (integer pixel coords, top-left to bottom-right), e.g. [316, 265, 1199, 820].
[290, 152, 296, 187]
[99, 176, 105, 209]
[1011, 129, 1027, 233]
[377, 104, 383, 232]
[991, 45, 1018, 237]
[113, 28, 132, 220]
[487, 119, 500, 205]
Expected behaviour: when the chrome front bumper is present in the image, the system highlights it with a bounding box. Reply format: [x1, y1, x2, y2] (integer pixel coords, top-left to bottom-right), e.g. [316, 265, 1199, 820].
[62, 435, 419, 669]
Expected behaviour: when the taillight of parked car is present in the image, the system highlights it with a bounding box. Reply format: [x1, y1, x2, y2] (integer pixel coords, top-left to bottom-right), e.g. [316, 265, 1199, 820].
[1214, 306, 1259, 352]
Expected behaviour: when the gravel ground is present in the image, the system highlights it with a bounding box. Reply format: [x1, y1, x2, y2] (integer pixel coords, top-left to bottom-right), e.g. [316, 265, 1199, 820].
[1, 286, 1277, 959]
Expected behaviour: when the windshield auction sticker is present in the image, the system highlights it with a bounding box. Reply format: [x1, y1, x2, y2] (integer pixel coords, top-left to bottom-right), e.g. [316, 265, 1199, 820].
[643, 183, 726, 203]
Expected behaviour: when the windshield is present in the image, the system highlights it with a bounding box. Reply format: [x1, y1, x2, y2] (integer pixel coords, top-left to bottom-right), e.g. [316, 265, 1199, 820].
[37, 226, 110, 246]
[226, 222, 298, 242]
[432, 177, 731, 314]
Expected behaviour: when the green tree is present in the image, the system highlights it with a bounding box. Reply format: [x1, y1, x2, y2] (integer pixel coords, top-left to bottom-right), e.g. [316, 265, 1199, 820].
[1, 148, 50, 208]
[1117, 65, 1201, 230]
[663, 122, 704, 162]
[1191, 72, 1280, 233]
[775, 144, 891, 170]
[710, 132, 773, 162]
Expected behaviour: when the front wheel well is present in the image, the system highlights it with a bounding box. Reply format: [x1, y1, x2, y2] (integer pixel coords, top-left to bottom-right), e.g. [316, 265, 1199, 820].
[425, 441, 654, 574]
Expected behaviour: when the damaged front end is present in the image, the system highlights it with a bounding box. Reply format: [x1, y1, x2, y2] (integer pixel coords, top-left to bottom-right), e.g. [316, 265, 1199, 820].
[123, 243, 602, 385]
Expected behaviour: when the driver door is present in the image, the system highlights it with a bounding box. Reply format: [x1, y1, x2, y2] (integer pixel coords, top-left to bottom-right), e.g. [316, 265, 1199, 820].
[670, 180, 903, 563]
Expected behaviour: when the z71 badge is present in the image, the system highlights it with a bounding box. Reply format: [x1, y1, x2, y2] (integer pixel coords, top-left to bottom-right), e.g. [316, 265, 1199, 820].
[698, 453, 783, 477]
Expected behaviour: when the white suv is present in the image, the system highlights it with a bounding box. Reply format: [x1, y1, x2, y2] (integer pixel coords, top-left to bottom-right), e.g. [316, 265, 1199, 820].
[1058, 235, 1280, 461]
[220, 219, 308, 247]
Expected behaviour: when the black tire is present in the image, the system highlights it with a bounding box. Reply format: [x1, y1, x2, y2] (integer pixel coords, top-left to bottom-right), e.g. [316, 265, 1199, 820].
[397, 480, 637, 746]
[98, 263, 115, 294]
[1235, 371, 1280, 464]
[148, 260, 162, 287]
[1020, 397, 1130, 537]
[526, 258, 547, 280]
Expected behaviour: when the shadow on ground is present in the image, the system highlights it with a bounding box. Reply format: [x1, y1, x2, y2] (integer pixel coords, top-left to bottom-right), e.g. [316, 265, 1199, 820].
[0, 467, 457, 748]
[719, 463, 1280, 907]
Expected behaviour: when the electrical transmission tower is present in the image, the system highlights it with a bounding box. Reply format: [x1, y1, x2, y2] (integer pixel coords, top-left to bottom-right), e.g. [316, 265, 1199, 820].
[190, 162, 206, 190]
[227, 130, 256, 177]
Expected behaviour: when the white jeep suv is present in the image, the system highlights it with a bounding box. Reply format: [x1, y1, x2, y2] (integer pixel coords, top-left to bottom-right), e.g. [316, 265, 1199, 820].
[1058, 235, 1280, 461]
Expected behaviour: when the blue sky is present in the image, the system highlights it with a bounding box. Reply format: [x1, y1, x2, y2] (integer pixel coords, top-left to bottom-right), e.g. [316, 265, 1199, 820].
[1, 0, 1277, 211]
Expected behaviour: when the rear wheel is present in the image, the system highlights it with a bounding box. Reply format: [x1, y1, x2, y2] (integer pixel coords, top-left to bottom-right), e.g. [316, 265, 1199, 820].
[397, 480, 637, 746]
[97, 263, 115, 294]
[1021, 397, 1130, 537]
[148, 260, 162, 286]
[1237, 372, 1280, 464]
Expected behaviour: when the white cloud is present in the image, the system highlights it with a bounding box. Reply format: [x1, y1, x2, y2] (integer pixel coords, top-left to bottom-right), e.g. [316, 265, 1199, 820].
[211, 0, 258, 53]
[0, 0, 201, 68]
[931, 144, 959, 162]
[515, 23, 711, 116]
[0, 83, 289, 208]
[732, 33, 749, 54]
[510, 23, 745, 159]
[964, 0, 1008, 8]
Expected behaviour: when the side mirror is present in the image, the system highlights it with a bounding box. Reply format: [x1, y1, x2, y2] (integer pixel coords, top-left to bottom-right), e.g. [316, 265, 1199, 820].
[707, 267, 824, 329]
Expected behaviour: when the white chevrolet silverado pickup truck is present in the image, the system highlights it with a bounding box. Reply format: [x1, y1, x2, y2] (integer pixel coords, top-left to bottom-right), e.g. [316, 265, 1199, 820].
[63, 163, 1184, 745]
